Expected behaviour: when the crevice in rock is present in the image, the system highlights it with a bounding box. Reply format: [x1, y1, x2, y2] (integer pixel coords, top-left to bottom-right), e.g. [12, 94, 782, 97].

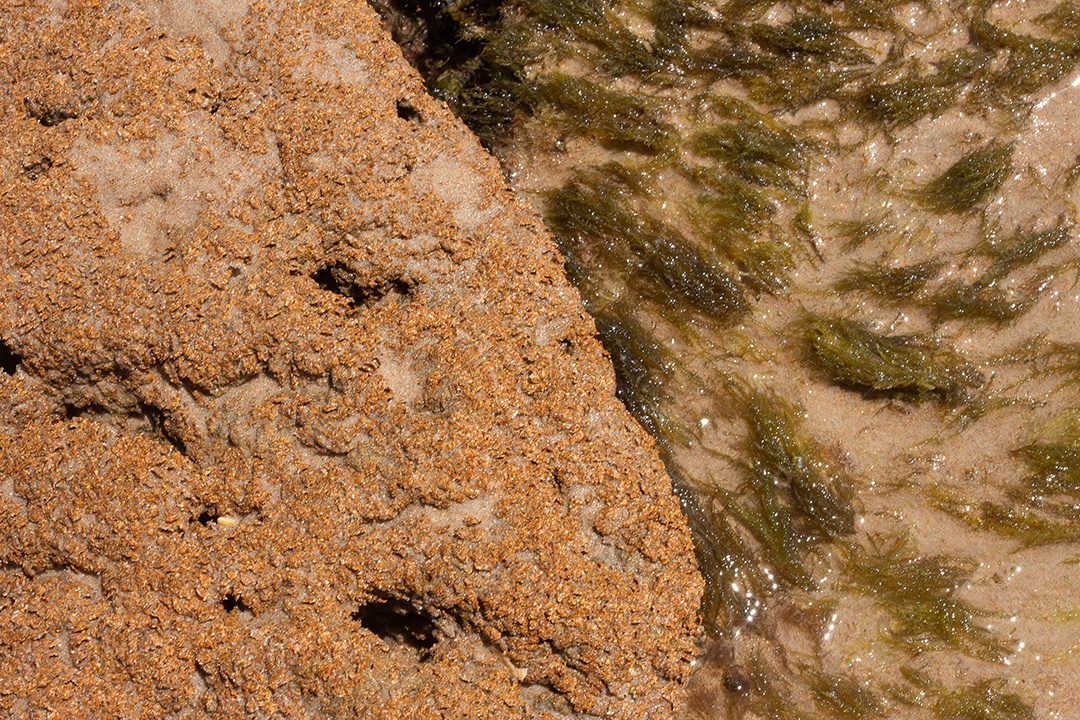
[352, 594, 438, 654]
[364, 0, 525, 148]
[190, 660, 210, 697]
[139, 401, 187, 455]
[63, 401, 107, 419]
[311, 262, 416, 311]
[0, 338, 22, 375]
[366, 0, 475, 75]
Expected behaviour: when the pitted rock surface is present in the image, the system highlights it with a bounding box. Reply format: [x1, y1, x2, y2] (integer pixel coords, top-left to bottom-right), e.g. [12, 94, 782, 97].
[0, 1, 702, 718]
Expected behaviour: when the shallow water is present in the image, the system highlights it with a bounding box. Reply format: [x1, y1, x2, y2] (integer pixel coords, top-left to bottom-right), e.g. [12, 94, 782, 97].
[373, 0, 1080, 716]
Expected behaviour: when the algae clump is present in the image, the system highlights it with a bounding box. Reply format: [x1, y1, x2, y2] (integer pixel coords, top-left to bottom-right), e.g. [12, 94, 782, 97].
[843, 535, 1013, 661]
[934, 679, 1036, 720]
[738, 387, 855, 540]
[806, 315, 981, 404]
[918, 144, 1013, 214]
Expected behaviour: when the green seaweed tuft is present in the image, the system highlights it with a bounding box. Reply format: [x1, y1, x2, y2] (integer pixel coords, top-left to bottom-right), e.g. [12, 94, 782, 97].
[862, 76, 958, 128]
[927, 280, 1032, 325]
[538, 74, 674, 153]
[806, 315, 981, 405]
[738, 387, 855, 540]
[807, 670, 885, 720]
[751, 13, 872, 66]
[690, 96, 808, 192]
[973, 8, 1080, 97]
[918, 143, 1014, 214]
[834, 259, 942, 301]
[843, 535, 1013, 661]
[934, 679, 1035, 720]
[545, 168, 750, 319]
[974, 501, 1080, 548]
[688, 178, 792, 293]
[591, 303, 683, 444]
[831, 211, 894, 251]
[674, 478, 769, 634]
[1037, 1, 1080, 37]
[981, 221, 1072, 282]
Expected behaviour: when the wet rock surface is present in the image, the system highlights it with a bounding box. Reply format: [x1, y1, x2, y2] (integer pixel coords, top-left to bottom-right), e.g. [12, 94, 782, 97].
[0, 1, 702, 717]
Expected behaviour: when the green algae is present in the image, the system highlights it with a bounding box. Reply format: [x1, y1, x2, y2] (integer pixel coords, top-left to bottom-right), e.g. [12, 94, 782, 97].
[690, 96, 808, 192]
[934, 679, 1035, 720]
[835, 259, 942, 301]
[538, 74, 674, 153]
[806, 315, 980, 404]
[1020, 432, 1080, 499]
[972, 6, 1080, 97]
[745, 60, 868, 111]
[862, 76, 958, 129]
[545, 167, 751, 319]
[724, 466, 821, 591]
[646, 0, 720, 68]
[927, 282, 1031, 325]
[750, 13, 872, 66]
[691, 11, 874, 109]
[981, 221, 1072, 283]
[830, 211, 895, 251]
[935, 412, 1080, 548]
[1038, 1, 1080, 37]
[918, 144, 1014, 214]
[966, 501, 1080, 548]
[431, 24, 539, 147]
[732, 655, 814, 720]
[692, 386, 858, 595]
[687, 179, 792, 293]
[675, 477, 770, 633]
[888, 670, 1035, 720]
[737, 387, 855, 540]
[522, 0, 652, 71]
[923, 220, 1071, 324]
[843, 535, 1012, 662]
[591, 303, 684, 444]
[806, 670, 885, 720]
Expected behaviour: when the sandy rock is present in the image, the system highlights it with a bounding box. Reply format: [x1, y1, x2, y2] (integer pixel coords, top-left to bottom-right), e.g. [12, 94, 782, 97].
[0, 1, 702, 718]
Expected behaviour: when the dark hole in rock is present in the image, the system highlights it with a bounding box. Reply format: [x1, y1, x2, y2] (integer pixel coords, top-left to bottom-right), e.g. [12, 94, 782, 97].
[396, 99, 422, 123]
[352, 596, 438, 651]
[40, 109, 77, 126]
[23, 157, 52, 179]
[26, 101, 77, 127]
[0, 339, 21, 375]
[140, 402, 187, 455]
[312, 262, 415, 311]
[64, 402, 108, 419]
[196, 510, 217, 525]
[221, 593, 251, 613]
